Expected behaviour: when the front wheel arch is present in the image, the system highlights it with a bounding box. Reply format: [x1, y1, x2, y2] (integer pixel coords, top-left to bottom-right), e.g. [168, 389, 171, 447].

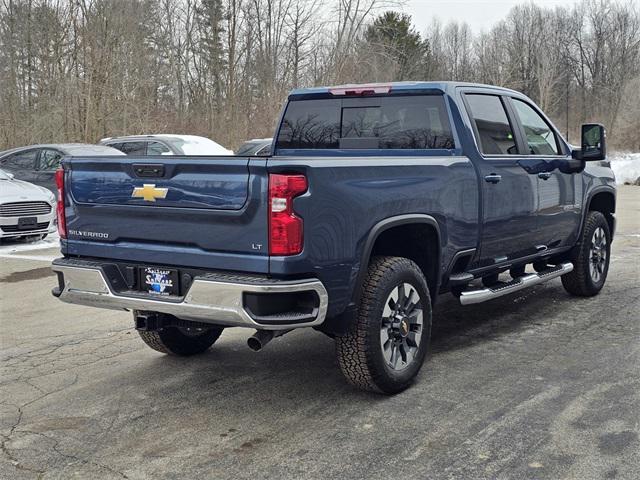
[584, 189, 616, 238]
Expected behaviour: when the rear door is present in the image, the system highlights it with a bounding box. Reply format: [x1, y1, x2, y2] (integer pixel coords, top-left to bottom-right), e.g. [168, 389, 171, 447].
[463, 92, 541, 266]
[508, 97, 581, 249]
[63, 156, 269, 272]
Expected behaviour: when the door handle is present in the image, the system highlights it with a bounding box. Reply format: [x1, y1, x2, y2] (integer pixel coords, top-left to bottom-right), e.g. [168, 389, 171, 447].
[484, 174, 502, 184]
[538, 172, 552, 180]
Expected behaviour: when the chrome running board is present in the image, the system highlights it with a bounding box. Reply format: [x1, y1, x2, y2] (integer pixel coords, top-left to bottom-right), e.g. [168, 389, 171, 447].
[459, 262, 573, 305]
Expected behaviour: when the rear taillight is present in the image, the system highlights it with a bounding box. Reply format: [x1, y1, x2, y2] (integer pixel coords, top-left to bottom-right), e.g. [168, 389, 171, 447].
[268, 174, 307, 255]
[55, 168, 67, 239]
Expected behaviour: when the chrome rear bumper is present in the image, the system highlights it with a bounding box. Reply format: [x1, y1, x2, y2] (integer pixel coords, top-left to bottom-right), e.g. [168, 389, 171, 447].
[51, 258, 328, 330]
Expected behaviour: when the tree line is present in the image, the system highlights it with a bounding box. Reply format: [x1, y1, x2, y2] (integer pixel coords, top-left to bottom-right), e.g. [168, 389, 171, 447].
[0, 0, 639, 151]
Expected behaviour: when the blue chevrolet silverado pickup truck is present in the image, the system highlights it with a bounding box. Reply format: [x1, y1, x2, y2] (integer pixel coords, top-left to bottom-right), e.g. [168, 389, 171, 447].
[51, 82, 616, 393]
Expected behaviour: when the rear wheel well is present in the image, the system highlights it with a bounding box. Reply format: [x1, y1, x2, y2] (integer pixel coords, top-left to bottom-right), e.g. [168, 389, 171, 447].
[588, 191, 615, 236]
[370, 223, 440, 300]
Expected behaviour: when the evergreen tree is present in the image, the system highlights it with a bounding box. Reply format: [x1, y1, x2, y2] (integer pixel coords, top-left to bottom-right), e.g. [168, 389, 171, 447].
[363, 12, 428, 81]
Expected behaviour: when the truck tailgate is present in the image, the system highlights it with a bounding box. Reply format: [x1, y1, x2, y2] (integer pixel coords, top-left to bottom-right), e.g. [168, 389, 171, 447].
[62, 156, 269, 272]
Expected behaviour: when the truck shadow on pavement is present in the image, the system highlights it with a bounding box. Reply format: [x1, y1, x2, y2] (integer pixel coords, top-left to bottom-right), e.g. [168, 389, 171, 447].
[429, 282, 569, 353]
[136, 280, 573, 399]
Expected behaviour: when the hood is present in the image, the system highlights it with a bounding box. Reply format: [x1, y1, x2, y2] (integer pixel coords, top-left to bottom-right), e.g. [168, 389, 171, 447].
[0, 178, 55, 204]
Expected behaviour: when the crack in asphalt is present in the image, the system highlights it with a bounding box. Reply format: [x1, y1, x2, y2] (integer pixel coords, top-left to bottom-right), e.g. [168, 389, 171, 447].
[0, 328, 133, 477]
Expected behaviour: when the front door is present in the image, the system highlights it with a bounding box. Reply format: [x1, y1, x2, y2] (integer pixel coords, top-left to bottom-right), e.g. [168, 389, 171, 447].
[36, 149, 64, 193]
[463, 93, 541, 267]
[508, 98, 582, 250]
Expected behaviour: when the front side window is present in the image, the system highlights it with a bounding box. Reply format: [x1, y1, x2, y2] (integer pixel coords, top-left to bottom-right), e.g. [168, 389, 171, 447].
[465, 94, 517, 155]
[511, 99, 560, 155]
[147, 141, 171, 155]
[38, 149, 63, 170]
[276, 95, 455, 150]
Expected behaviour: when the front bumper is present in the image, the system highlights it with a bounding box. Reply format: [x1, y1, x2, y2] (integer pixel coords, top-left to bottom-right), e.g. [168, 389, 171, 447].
[51, 258, 328, 330]
[0, 213, 56, 238]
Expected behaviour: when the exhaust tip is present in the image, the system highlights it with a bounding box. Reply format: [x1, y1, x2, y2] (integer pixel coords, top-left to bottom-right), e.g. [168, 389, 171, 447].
[247, 336, 263, 352]
[247, 329, 289, 352]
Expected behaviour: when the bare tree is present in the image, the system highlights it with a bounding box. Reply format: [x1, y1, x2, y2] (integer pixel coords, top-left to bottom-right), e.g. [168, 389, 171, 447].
[0, 0, 638, 151]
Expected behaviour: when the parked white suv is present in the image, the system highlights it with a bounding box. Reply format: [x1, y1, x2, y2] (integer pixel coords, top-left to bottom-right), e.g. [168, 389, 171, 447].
[0, 169, 56, 241]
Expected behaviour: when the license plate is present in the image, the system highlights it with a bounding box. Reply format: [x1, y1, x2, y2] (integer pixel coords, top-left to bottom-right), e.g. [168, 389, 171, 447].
[139, 267, 179, 296]
[18, 217, 38, 230]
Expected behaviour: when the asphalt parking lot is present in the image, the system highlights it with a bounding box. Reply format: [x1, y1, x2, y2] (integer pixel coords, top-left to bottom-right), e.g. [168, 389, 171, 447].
[1, 186, 638, 480]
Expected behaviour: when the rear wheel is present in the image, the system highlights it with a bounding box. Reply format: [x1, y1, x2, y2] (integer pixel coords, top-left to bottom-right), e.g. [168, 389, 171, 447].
[138, 326, 223, 356]
[335, 256, 432, 394]
[562, 211, 611, 297]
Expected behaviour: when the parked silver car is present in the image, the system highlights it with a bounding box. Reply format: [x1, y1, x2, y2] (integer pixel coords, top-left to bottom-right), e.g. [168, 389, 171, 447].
[0, 169, 56, 240]
[100, 134, 233, 156]
[0, 143, 125, 193]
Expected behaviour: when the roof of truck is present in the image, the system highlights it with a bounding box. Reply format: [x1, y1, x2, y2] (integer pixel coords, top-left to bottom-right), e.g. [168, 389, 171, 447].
[289, 81, 521, 98]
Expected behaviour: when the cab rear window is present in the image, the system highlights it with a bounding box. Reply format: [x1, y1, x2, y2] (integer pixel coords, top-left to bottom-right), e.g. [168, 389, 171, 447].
[276, 95, 455, 150]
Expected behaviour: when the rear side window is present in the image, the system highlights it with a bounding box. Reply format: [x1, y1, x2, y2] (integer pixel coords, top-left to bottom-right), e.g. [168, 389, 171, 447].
[465, 94, 517, 155]
[1, 150, 38, 169]
[105, 143, 123, 153]
[276, 95, 454, 150]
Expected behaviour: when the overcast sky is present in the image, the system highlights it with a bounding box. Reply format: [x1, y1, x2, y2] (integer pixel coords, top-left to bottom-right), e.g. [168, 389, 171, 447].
[402, 0, 638, 35]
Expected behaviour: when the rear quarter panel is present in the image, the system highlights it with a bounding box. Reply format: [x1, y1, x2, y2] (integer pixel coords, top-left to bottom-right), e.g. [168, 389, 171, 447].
[268, 155, 479, 316]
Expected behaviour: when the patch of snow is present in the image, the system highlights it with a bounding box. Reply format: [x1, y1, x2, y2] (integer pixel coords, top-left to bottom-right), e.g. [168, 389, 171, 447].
[609, 152, 640, 184]
[0, 232, 60, 255]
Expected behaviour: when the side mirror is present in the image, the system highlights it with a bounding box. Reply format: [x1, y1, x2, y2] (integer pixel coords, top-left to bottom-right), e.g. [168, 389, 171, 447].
[574, 123, 606, 161]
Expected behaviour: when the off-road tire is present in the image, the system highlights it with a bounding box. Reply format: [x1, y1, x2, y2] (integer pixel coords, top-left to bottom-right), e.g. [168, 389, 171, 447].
[138, 326, 223, 356]
[335, 256, 432, 394]
[562, 211, 611, 297]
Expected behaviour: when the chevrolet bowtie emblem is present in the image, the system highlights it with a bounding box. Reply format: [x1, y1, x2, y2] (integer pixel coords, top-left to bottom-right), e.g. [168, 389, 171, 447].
[131, 184, 168, 202]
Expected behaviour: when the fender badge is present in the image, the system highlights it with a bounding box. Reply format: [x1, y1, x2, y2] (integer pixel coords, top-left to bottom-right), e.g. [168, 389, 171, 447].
[131, 184, 168, 202]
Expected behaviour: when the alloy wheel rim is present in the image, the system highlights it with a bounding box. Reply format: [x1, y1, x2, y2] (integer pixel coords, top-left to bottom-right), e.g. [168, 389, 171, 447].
[380, 283, 423, 371]
[589, 226, 607, 283]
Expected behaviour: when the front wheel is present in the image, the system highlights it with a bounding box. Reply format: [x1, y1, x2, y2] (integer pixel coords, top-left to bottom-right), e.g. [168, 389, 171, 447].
[335, 256, 432, 394]
[562, 211, 611, 297]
